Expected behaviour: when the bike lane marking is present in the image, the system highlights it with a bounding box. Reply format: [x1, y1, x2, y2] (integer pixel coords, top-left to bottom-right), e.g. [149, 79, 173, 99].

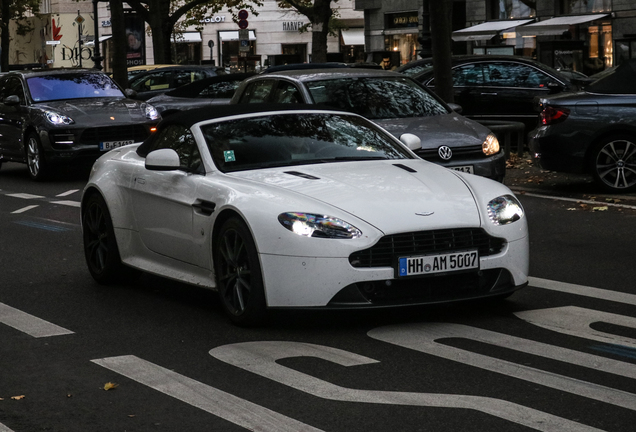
[0, 302, 74, 338]
[209, 341, 603, 432]
[529, 277, 636, 306]
[368, 322, 636, 411]
[92, 355, 324, 432]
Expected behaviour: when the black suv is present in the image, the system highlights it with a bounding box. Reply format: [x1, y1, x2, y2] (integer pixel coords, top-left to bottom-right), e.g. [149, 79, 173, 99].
[0, 69, 161, 180]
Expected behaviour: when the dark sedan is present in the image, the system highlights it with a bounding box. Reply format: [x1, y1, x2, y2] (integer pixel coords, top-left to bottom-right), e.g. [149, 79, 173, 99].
[408, 55, 577, 132]
[529, 59, 636, 193]
[146, 73, 254, 116]
[0, 69, 160, 180]
[128, 65, 226, 101]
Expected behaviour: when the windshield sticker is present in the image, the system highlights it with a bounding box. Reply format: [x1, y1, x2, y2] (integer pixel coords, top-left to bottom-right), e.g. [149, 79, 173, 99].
[224, 150, 236, 162]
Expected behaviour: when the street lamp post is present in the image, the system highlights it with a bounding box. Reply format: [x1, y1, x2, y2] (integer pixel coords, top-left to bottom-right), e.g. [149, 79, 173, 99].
[92, 0, 104, 70]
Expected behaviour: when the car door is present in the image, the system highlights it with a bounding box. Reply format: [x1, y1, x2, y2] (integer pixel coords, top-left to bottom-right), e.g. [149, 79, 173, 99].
[426, 63, 487, 117]
[130, 124, 206, 266]
[0, 76, 28, 158]
[236, 79, 277, 103]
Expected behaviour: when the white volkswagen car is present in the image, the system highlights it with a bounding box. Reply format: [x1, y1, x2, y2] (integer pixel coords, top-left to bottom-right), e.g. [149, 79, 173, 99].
[81, 105, 529, 325]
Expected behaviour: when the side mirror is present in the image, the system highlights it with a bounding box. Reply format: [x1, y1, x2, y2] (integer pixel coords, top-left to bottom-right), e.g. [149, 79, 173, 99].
[3, 95, 20, 106]
[400, 133, 421, 151]
[145, 148, 180, 171]
[447, 103, 463, 114]
[547, 82, 564, 94]
[124, 88, 138, 99]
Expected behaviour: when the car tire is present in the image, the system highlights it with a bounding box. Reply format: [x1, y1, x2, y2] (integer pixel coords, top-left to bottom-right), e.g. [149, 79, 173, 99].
[25, 132, 49, 181]
[213, 217, 267, 326]
[82, 193, 137, 284]
[590, 135, 636, 193]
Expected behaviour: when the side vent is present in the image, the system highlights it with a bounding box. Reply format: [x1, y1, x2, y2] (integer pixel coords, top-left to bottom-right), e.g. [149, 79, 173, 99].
[284, 171, 320, 180]
[393, 163, 417, 173]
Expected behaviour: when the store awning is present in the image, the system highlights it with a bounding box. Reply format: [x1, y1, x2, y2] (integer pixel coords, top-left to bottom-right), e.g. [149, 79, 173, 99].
[452, 19, 534, 42]
[516, 14, 609, 36]
[173, 32, 202, 43]
[341, 28, 365, 45]
[84, 35, 112, 47]
[219, 30, 257, 41]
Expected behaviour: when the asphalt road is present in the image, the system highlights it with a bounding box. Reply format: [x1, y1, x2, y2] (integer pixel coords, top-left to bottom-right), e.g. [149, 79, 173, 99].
[1, 161, 635, 432]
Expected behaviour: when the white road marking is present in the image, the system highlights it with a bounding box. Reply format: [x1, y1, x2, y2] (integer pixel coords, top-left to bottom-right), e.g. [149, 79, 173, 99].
[210, 341, 603, 432]
[92, 355, 324, 432]
[6, 193, 44, 199]
[515, 306, 636, 349]
[51, 200, 81, 208]
[11, 205, 39, 214]
[368, 323, 636, 411]
[0, 302, 74, 338]
[517, 191, 636, 210]
[529, 277, 636, 306]
[56, 189, 79, 197]
[0, 423, 15, 432]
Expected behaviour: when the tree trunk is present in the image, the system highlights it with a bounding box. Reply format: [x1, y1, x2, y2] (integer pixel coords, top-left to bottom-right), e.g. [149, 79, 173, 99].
[110, 0, 128, 88]
[1, 0, 11, 71]
[147, 0, 174, 64]
[429, 0, 454, 104]
[309, 0, 332, 63]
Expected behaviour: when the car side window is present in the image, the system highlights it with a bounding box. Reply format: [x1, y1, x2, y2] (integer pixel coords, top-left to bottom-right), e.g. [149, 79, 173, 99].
[131, 71, 170, 92]
[4, 77, 26, 104]
[148, 125, 204, 174]
[452, 64, 485, 86]
[200, 81, 241, 99]
[271, 81, 302, 103]
[238, 80, 276, 103]
[484, 63, 554, 88]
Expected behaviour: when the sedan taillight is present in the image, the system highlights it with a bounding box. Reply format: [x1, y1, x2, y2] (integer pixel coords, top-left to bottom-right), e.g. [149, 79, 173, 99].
[540, 106, 570, 125]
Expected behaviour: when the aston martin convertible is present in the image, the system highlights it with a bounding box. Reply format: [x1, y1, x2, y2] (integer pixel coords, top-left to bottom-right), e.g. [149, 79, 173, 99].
[81, 104, 529, 325]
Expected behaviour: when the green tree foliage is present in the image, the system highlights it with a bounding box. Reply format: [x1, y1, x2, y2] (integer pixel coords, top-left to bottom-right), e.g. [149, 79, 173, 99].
[0, 0, 40, 70]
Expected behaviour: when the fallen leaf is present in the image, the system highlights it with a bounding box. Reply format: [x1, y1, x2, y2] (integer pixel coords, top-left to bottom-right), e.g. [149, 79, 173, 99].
[103, 382, 119, 391]
[11, 395, 25, 400]
[128, 415, 136, 418]
[592, 206, 608, 212]
[567, 208, 577, 211]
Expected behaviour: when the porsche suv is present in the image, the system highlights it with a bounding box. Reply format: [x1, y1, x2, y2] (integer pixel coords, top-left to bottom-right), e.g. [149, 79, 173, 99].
[0, 69, 161, 180]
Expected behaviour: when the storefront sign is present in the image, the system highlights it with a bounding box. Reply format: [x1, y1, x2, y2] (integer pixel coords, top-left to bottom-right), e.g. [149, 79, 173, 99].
[283, 22, 304, 31]
[201, 16, 227, 23]
[386, 12, 418, 29]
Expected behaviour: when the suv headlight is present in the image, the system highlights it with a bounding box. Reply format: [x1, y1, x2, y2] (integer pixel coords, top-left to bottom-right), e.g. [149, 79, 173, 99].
[482, 133, 500, 156]
[143, 103, 160, 120]
[45, 111, 74, 125]
[487, 195, 524, 225]
[278, 212, 362, 239]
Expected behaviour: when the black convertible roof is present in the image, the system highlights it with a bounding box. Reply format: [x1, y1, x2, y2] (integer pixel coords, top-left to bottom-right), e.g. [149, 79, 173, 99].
[585, 59, 636, 94]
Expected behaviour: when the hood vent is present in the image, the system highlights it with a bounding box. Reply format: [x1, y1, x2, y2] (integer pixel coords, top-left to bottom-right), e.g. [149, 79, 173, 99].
[393, 163, 417, 173]
[284, 171, 320, 180]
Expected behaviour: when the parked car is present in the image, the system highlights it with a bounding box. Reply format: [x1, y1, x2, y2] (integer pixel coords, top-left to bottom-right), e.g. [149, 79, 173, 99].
[0, 68, 160, 180]
[81, 104, 529, 325]
[408, 55, 577, 132]
[231, 68, 506, 181]
[395, 58, 434, 77]
[529, 59, 636, 193]
[127, 65, 226, 101]
[127, 64, 174, 80]
[146, 73, 254, 116]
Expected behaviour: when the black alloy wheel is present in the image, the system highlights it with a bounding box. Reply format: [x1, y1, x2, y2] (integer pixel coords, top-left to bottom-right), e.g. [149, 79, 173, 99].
[213, 217, 266, 326]
[590, 135, 636, 193]
[25, 132, 48, 181]
[82, 193, 134, 284]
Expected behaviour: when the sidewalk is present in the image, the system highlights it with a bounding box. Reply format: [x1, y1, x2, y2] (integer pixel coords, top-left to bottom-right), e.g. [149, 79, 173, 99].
[502, 153, 636, 206]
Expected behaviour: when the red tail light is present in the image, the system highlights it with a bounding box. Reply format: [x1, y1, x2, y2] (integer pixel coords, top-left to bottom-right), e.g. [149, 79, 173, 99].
[540, 106, 570, 125]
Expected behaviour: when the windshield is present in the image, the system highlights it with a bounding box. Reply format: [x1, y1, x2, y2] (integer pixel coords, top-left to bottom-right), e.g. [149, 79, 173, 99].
[201, 112, 413, 173]
[306, 77, 448, 119]
[27, 73, 124, 102]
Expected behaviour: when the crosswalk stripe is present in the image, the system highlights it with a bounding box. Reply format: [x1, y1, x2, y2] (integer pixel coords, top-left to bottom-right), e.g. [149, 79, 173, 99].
[0, 302, 74, 338]
[0, 422, 15, 432]
[11, 205, 38, 214]
[529, 276, 636, 306]
[92, 355, 324, 432]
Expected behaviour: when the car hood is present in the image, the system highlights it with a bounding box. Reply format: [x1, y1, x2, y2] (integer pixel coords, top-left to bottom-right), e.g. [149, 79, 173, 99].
[372, 112, 490, 149]
[36, 98, 149, 124]
[229, 160, 481, 234]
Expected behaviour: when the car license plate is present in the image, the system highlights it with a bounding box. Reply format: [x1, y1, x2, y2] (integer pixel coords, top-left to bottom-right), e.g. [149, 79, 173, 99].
[452, 165, 474, 174]
[100, 140, 134, 151]
[398, 250, 479, 277]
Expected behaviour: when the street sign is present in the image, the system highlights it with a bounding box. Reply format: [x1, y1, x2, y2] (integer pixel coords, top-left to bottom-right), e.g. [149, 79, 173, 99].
[239, 39, 250, 52]
[238, 19, 249, 29]
[75, 14, 85, 25]
[238, 9, 248, 29]
[46, 40, 61, 45]
[238, 29, 249, 40]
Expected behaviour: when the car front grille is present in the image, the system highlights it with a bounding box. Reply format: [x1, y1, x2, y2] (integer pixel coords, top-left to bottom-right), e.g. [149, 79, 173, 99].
[79, 125, 150, 145]
[416, 144, 484, 160]
[349, 228, 505, 268]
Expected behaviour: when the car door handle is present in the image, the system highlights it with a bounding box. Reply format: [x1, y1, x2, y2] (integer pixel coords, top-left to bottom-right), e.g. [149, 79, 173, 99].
[192, 200, 216, 216]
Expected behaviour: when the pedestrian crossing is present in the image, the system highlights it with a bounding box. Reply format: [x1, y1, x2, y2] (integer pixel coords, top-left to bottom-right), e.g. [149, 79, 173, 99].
[1, 278, 634, 431]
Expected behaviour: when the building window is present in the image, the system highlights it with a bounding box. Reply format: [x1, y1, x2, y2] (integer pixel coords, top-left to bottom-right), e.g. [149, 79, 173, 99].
[490, 0, 536, 20]
[587, 23, 612, 72]
[559, 0, 611, 14]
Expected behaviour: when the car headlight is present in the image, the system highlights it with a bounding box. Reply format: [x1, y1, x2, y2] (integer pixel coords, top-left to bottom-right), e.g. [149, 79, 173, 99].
[45, 111, 74, 125]
[143, 103, 160, 120]
[482, 133, 500, 156]
[278, 212, 362, 239]
[487, 195, 524, 225]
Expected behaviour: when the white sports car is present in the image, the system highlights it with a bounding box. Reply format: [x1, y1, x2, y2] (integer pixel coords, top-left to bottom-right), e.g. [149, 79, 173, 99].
[81, 105, 529, 325]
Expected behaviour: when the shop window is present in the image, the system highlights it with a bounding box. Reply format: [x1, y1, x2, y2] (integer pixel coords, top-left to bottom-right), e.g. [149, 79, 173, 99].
[559, 0, 611, 14]
[490, 0, 535, 20]
[587, 23, 613, 72]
